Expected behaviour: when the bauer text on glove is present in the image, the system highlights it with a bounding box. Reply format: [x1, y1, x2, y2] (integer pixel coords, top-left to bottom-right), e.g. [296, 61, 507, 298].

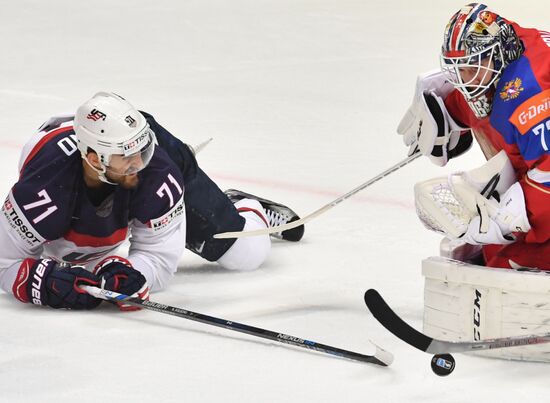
[12, 259, 102, 309]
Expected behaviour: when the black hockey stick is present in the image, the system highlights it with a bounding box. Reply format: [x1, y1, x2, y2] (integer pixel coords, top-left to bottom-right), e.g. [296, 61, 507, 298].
[364, 289, 550, 354]
[82, 286, 393, 366]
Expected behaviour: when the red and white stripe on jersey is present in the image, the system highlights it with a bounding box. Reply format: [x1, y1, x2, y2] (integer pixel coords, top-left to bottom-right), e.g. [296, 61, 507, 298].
[18, 123, 75, 175]
[42, 235, 124, 267]
[64, 227, 128, 248]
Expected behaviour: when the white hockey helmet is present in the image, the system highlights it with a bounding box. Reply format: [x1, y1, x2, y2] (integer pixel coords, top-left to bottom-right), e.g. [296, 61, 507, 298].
[440, 3, 523, 118]
[74, 92, 156, 184]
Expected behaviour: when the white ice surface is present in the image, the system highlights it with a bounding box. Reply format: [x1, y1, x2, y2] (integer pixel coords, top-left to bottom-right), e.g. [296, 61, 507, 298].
[1, 1, 549, 402]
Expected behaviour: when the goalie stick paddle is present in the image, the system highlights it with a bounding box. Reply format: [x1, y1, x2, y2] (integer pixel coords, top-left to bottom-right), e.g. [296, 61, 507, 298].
[364, 288, 550, 354]
[213, 152, 421, 239]
[82, 286, 393, 366]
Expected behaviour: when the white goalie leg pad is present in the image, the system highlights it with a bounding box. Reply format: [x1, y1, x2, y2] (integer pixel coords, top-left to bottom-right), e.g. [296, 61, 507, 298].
[423, 255, 550, 362]
[414, 150, 522, 239]
[217, 199, 271, 271]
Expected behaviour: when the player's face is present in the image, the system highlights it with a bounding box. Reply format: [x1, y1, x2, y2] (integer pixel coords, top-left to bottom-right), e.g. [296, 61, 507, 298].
[104, 171, 140, 189]
[105, 153, 144, 189]
[458, 56, 494, 90]
[108, 153, 144, 175]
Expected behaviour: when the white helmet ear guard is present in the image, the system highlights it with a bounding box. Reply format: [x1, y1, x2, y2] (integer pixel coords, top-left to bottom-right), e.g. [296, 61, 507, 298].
[74, 92, 156, 184]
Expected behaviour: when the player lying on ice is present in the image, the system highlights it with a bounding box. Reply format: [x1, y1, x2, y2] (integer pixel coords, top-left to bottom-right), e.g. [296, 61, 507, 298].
[399, 3, 550, 270]
[0, 92, 304, 310]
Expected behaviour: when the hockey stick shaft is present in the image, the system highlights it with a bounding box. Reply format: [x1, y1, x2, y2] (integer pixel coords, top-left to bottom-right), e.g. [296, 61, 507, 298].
[83, 285, 393, 366]
[364, 288, 550, 354]
[214, 152, 421, 239]
[190, 137, 213, 156]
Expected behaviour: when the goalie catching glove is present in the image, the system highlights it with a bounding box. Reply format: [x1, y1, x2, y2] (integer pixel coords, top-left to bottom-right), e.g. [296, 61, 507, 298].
[398, 70, 472, 166]
[94, 256, 150, 311]
[414, 151, 531, 245]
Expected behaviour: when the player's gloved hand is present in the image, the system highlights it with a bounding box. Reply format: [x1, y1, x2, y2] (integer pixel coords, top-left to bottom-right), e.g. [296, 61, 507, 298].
[461, 182, 531, 245]
[12, 259, 102, 309]
[94, 256, 150, 311]
[398, 70, 472, 166]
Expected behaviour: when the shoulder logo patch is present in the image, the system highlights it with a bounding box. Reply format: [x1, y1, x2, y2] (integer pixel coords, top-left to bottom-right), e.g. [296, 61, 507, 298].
[148, 197, 185, 233]
[500, 78, 524, 101]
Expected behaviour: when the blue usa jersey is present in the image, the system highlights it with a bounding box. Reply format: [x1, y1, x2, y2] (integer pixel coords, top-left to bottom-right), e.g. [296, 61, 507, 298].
[0, 115, 186, 293]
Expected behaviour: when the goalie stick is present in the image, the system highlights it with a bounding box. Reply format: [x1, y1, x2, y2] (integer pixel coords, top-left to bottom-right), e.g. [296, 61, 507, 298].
[214, 152, 421, 239]
[364, 289, 550, 354]
[82, 285, 393, 366]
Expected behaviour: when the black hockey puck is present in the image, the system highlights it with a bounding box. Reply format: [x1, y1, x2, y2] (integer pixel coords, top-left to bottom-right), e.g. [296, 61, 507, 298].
[430, 354, 455, 376]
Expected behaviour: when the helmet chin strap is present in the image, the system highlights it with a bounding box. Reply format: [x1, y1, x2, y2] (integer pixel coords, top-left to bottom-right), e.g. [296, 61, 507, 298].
[82, 154, 119, 186]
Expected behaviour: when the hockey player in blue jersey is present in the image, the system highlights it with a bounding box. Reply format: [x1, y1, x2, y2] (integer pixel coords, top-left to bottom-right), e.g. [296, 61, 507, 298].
[0, 92, 304, 310]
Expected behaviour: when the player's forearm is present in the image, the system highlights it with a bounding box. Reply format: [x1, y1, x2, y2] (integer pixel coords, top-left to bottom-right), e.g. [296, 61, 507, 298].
[0, 219, 43, 294]
[0, 262, 23, 294]
[127, 224, 186, 292]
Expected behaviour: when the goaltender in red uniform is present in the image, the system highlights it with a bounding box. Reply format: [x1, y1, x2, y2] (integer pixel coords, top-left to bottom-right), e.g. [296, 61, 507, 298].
[398, 3, 550, 269]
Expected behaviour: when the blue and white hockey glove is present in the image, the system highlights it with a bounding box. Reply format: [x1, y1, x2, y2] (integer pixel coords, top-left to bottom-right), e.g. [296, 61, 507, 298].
[12, 259, 102, 310]
[94, 256, 150, 311]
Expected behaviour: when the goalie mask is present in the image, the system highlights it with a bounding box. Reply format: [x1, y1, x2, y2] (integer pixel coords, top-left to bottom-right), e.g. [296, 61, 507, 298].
[440, 3, 523, 118]
[74, 92, 156, 185]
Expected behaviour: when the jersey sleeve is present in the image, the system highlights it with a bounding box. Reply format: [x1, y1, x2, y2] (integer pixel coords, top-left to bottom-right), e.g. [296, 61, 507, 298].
[0, 121, 80, 294]
[128, 215, 186, 292]
[0, 195, 44, 293]
[0, 126, 78, 294]
[520, 155, 550, 243]
[127, 150, 186, 291]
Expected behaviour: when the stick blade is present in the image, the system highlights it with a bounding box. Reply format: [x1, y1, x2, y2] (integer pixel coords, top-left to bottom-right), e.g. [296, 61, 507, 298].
[369, 340, 394, 366]
[364, 289, 433, 352]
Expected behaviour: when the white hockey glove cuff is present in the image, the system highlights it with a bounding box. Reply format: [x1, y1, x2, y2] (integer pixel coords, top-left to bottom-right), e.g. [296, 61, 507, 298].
[462, 182, 531, 245]
[398, 70, 470, 166]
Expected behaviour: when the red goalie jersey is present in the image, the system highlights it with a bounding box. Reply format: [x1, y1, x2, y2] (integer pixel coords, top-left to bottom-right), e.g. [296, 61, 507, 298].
[445, 24, 550, 268]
